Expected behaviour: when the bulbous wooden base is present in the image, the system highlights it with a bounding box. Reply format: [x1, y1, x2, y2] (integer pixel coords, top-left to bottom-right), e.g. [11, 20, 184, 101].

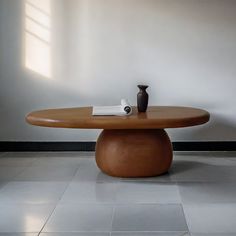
[95, 129, 173, 178]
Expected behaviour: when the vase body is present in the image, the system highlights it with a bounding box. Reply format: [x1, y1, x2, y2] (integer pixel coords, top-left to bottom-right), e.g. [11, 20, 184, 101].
[137, 85, 149, 112]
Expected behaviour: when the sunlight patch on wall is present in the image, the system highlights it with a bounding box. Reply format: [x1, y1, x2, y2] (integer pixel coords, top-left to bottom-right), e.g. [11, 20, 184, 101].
[24, 0, 51, 78]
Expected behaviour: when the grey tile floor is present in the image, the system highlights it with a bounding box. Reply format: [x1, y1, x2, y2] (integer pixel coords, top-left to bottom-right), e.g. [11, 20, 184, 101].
[0, 151, 235, 235]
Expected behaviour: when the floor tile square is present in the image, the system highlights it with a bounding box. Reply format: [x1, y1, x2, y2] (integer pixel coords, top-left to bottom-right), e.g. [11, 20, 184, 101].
[111, 232, 189, 236]
[228, 158, 236, 163]
[178, 182, 236, 204]
[191, 233, 236, 236]
[36, 152, 95, 158]
[174, 152, 212, 157]
[209, 151, 236, 158]
[183, 204, 236, 233]
[40, 233, 109, 236]
[31, 157, 82, 167]
[0, 152, 6, 157]
[0, 234, 38, 236]
[0, 182, 7, 190]
[60, 182, 116, 204]
[0, 166, 26, 181]
[112, 204, 188, 231]
[2, 152, 41, 158]
[173, 155, 236, 166]
[170, 160, 236, 182]
[0, 181, 68, 204]
[121, 172, 172, 183]
[115, 182, 181, 204]
[14, 166, 78, 181]
[73, 161, 120, 183]
[43, 204, 113, 232]
[0, 156, 36, 166]
[0, 204, 54, 232]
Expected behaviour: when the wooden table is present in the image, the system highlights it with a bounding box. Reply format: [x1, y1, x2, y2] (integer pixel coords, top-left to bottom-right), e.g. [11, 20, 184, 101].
[26, 106, 210, 177]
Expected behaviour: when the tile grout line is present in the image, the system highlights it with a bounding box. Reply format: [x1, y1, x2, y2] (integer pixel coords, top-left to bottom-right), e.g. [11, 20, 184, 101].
[177, 181, 191, 234]
[9, 165, 31, 182]
[109, 204, 116, 234]
[180, 202, 191, 234]
[37, 164, 80, 235]
[71, 163, 83, 182]
[180, 232, 190, 236]
[37, 194, 65, 234]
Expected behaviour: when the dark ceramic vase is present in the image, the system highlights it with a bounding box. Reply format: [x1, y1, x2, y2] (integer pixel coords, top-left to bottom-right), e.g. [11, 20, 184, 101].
[137, 85, 149, 112]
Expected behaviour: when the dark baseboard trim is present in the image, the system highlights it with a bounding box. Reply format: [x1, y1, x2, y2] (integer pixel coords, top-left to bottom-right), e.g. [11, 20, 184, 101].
[172, 142, 236, 151]
[0, 142, 96, 152]
[0, 141, 236, 152]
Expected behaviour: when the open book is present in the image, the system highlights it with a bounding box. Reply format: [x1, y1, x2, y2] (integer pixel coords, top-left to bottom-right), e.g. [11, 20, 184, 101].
[92, 99, 132, 116]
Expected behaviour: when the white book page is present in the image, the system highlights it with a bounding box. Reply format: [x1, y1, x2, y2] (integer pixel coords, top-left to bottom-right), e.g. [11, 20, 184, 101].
[92, 99, 132, 116]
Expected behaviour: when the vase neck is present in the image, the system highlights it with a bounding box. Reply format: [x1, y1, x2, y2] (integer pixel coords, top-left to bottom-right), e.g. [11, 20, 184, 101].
[138, 85, 148, 91]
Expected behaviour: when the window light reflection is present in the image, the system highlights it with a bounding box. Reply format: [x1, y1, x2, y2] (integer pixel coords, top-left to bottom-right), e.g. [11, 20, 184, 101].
[24, 0, 51, 78]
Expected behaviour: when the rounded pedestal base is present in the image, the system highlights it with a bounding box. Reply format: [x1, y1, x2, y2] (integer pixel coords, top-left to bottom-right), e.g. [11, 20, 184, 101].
[95, 129, 173, 178]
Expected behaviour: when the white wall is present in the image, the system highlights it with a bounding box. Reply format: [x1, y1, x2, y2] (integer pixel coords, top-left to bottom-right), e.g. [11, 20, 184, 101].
[0, 0, 236, 141]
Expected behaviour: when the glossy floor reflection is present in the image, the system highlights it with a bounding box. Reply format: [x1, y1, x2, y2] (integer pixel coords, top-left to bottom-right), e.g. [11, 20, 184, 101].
[0, 151, 235, 235]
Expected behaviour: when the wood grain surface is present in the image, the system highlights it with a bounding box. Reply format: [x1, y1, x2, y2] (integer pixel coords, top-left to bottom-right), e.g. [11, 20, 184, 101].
[96, 129, 173, 177]
[26, 106, 210, 129]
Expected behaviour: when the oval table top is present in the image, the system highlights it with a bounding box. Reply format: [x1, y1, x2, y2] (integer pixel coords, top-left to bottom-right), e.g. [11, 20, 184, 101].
[26, 106, 210, 129]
